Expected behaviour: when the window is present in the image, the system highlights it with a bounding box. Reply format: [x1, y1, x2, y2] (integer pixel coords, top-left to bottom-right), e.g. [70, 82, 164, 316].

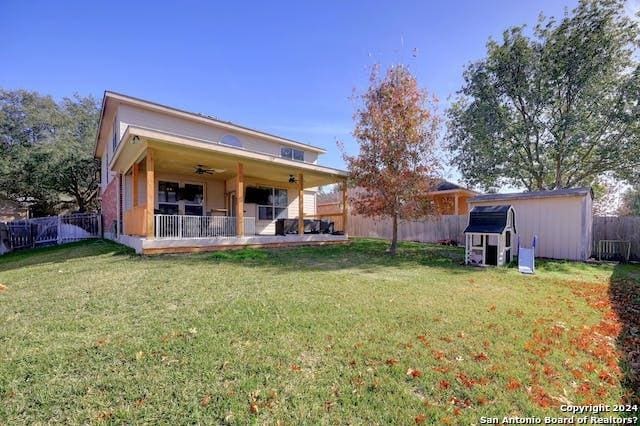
[183, 183, 203, 216]
[158, 181, 179, 215]
[280, 146, 304, 162]
[247, 186, 288, 220]
[111, 119, 118, 152]
[220, 134, 243, 148]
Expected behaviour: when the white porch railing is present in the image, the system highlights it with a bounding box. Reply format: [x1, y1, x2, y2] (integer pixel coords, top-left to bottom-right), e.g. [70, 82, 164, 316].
[154, 215, 256, 239]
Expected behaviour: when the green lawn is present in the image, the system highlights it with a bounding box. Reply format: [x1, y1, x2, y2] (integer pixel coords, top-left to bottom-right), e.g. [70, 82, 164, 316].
[0, 239, 638, 424]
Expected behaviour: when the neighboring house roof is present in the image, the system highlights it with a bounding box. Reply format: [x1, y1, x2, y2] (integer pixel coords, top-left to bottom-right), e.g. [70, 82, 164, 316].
[469, 187, 592, 203]
[428, 180, 479, 196]
[94, 91, 327, 156]
[435, 180, 464, 191]
[464, 205, 512, 234]
[316, 180, 480, 205]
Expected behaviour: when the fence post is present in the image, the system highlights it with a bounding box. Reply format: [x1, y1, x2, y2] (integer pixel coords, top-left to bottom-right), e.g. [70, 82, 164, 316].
[57, 216, 62, 245]
[30, 223, 36, 248]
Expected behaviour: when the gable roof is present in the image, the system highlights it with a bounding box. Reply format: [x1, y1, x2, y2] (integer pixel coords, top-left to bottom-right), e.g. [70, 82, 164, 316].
[94, 91, 327, 156]
[469, 187, 592, 203]
[435, 180, 463, 191]
[464, 205, 513, 234]
[428, 180, 479, 196]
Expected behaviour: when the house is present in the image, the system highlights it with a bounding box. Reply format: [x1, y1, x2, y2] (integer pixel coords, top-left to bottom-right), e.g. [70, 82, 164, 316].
[429, 180, 480, 215]
[94, 92, 349, 254]
[316, 180, 479, 218]
[467, 188, 593, 261]
[0, 199, 30, 222]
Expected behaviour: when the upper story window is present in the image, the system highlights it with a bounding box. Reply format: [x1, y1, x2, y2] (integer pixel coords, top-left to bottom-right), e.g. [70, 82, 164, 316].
[281, 146, 304, 162]
[220, 134, 243, 148]
[111, 119, 118, 152]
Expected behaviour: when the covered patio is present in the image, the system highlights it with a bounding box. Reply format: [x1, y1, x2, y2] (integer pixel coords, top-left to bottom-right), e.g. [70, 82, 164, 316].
[110, 126, 349, 254]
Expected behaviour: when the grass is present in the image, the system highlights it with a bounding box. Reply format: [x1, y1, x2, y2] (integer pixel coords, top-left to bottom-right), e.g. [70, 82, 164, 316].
[0, 238, 638, 424]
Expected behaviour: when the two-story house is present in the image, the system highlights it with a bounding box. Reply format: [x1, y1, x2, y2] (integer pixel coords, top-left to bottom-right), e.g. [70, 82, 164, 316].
[95, 92, 348, 254]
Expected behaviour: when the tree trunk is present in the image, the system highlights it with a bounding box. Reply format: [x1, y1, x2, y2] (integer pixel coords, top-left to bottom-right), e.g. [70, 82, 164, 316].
[76, 196, 86, 213]
[389, 213, 398, 255]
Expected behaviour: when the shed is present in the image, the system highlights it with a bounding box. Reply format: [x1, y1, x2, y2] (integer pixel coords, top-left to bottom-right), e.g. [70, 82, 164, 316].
[467, 188, 593, 261]
[464, 205, 516, 266]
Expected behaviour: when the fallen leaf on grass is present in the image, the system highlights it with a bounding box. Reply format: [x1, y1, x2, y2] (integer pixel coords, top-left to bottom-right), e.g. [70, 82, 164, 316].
[433, 366, 450, 373]
[432, 350, 446, 360]
[0, 283, 7, 292]
[406, 368, 423, 378]
[456, 373, 476, 389]
[96, 411, 113, 421]
[476, 395, 489, 405]
[527, 385, 554, 408]
[506, 378, 521, 391]
[290, 364, 301, 372]
[598, 371, 615, 385]
[94, 338, 109, 347]
[200, 394, 211, 407]
[438, 380, 450, 390]
[577, 382, 591, 396]
[571, 369, 584, 380]
[415, 413, 427, 424]
[474, 352, 489, 362]
[385, 358, 399, 366]
[543, 365, 558, 378]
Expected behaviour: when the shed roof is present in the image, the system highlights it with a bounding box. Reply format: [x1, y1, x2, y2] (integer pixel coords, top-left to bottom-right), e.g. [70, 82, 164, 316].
[464, 205, 512, 234]
[469, 187, 591, 203]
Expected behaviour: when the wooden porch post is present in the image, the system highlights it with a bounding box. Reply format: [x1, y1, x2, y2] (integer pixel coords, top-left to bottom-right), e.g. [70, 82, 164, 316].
[132, 162, 139, 208]
[454, 194, 459, 215]
[298, 173, 304, 235]
[236, 163, 244, 236]
[145, 149, 154, 238]
[342, 180, 348, 237]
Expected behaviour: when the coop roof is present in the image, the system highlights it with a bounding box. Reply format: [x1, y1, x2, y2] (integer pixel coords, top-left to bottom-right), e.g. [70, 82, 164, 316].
[464, 205, 512, 234]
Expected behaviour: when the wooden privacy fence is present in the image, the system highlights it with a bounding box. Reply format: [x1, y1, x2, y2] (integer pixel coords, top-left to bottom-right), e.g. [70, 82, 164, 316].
[0, 213, 102, 255]
[348, 214, 640, 261]
[592, 216, 640, 261]
[348, 214, 467, 244]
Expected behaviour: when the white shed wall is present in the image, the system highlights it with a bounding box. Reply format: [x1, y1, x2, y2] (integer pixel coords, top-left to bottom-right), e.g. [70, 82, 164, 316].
[469, 195, 592, 261]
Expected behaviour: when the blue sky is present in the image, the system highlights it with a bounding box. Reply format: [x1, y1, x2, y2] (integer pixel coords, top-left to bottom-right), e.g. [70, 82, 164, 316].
[1, 0, 589, 180]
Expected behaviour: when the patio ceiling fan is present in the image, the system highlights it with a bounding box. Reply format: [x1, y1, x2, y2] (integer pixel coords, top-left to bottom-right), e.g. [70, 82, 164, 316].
[194, 164, 225, 175]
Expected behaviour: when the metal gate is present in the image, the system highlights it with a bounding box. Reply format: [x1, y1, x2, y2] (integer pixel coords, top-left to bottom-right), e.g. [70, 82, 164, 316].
[0, 213, 102, 254]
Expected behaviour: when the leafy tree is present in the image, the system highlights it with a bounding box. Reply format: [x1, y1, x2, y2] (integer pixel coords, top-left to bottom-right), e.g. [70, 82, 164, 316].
[619, 186, 640, 216]
[0, 90, 62, 215]
[447, 0, 640, 191]
[45, 95, 100, 212]
[0, 89, 99, 215]
[342, 65, 440, 255]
